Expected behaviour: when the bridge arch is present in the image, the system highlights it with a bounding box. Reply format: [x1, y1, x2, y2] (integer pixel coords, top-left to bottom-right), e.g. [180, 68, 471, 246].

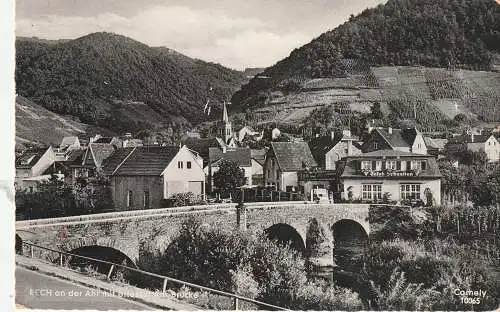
[66, 245, 137, 276]
[264, 223, 306, 255]
[331, 219, 369, 268]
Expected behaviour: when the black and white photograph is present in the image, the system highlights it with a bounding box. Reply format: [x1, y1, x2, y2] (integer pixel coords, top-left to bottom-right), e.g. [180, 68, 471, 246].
[11, 0, 500, 310]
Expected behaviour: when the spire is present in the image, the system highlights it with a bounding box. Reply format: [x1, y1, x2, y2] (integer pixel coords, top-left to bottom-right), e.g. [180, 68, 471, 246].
[222, 101, 229, 122]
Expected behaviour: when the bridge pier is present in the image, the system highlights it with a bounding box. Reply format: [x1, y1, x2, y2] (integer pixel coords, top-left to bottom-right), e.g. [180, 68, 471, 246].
[305, 219, 336, 280]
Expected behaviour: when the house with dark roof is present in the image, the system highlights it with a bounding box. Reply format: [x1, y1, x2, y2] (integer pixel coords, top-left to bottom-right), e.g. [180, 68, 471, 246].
[362, 127, 427, 155]
[92, 137, 123, 149]
[183, 137, 227, 166]
[447, 134, 500, 162]
[336, 150, 441, 205]
[309, 130, 362, 170]
[102, 145, 205, 210]
[263, 142, 317, 192]
[250, 148, 267, 186]
[67, 143, 116, 182]
[15, 146, 56, 190]
[207, 147, 252, 190]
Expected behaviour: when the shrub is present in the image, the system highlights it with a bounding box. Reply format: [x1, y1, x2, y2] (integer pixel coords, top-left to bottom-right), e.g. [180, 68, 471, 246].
[294, 280, 363, 310]
[168, 192, 197, 207]
[371, 270, 439, 310]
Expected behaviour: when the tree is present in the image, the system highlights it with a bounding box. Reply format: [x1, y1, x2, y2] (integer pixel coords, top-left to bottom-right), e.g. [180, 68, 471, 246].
[212, 160, 247, 190]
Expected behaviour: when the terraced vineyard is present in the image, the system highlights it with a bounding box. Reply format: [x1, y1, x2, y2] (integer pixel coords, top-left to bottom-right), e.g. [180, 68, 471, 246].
[245, 65, 500, 129]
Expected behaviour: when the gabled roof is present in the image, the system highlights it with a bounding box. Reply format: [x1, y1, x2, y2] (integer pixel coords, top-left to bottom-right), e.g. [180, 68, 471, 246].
[209, 147, 251, 167]
[308, 136, 342, 162]
[374, 128, 410, 148]
[102, 146, 180, 176]
[270, 142, 317, 171]
[401, 128, 419, 146]
[89, 143, 116, 168]
[60, 136, 79, 148]
[16, 147, 50, 169]
[183, 137, 225, 159]
[93, 137, 114, 144]
[251, 149, 267, 165]
[449, 134, 496, 144]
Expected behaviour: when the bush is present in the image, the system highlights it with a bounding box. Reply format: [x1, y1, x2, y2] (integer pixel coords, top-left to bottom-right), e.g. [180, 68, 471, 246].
[134, 217, 365, 310]
[168, 192, 198, 207]
[371, 270, 439, 310]
[294, 280, 363, 310]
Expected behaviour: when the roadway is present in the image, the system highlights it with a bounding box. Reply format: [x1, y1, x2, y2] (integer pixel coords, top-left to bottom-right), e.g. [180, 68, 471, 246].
[15, 267, 155, 310]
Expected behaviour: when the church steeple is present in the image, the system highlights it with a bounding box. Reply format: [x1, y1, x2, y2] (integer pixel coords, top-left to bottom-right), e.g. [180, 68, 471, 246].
[222, 101, 229, 122]
[217, 101, 232, 143]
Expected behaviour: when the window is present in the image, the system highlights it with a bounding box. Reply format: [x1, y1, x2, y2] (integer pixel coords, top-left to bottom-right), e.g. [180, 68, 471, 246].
[400, 184, 421, 200]
[371, 161, 377, 170]
[396, 161, 402, 170]
[373, 142, 378, 149]
[143, 191, 150, 208]
[186, 161, 192, 169]
[178, 161, 183, 169]
[375, 161, 382, 171]
[421, 161, 427, 170]
[362, 184, 382, 201]
[127, 191, 133, 207]
[386, 160, 397, 170]
[286, 186, 294, 192]
[361, 161, 371, 170]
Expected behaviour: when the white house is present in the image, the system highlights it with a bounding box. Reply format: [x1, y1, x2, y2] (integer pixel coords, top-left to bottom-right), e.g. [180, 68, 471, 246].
[103, 145, 206, 210]
[15, 146, 57, 191]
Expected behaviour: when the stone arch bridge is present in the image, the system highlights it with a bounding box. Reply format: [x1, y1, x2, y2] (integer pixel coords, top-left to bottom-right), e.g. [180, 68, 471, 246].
[16, 202, 371, 269]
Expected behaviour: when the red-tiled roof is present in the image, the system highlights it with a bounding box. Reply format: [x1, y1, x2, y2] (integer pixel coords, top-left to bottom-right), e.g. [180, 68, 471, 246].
[270, 142, 317, 171]
[103, 146, 180, 176]
[209, 147, 251, 167]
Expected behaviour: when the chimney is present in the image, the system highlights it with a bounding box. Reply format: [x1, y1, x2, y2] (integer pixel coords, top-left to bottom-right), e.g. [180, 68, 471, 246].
[471, 134, 474, 143]
[342, 129, 352, 138]
[222, 146, 227, 153]
[331, 131, 335, 141]
[388, 127, 393, 134]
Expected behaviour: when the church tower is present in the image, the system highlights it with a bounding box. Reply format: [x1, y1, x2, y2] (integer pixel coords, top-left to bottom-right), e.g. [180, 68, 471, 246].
[218, 101, 232, 143]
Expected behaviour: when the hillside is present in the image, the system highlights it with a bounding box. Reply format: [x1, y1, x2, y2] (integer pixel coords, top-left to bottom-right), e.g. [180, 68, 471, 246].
[15, 32, 247, 136]
[15, 95, 115, 149]
[232, 0, 500, 131]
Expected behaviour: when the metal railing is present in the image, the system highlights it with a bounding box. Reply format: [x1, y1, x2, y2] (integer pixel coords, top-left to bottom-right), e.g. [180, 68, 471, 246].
[19, 241, 289, 311]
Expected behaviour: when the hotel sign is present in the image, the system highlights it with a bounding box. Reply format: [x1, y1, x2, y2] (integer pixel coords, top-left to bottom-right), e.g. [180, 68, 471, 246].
[361, 170, 420, 177]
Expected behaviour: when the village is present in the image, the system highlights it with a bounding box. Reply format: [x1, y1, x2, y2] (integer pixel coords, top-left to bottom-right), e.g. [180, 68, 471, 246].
[14, 98, 500, 214]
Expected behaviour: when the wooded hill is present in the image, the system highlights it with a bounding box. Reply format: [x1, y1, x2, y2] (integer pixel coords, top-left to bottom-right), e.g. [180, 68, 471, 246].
[232, 0, 500, 131]
[15, 33, 247, 135]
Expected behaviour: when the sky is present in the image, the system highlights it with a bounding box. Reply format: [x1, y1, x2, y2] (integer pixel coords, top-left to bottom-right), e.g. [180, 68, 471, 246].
[16, 0, 387, 70]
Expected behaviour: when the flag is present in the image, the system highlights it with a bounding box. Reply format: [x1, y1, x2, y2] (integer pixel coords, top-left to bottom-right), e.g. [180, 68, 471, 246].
[204, 99, 210, 113]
